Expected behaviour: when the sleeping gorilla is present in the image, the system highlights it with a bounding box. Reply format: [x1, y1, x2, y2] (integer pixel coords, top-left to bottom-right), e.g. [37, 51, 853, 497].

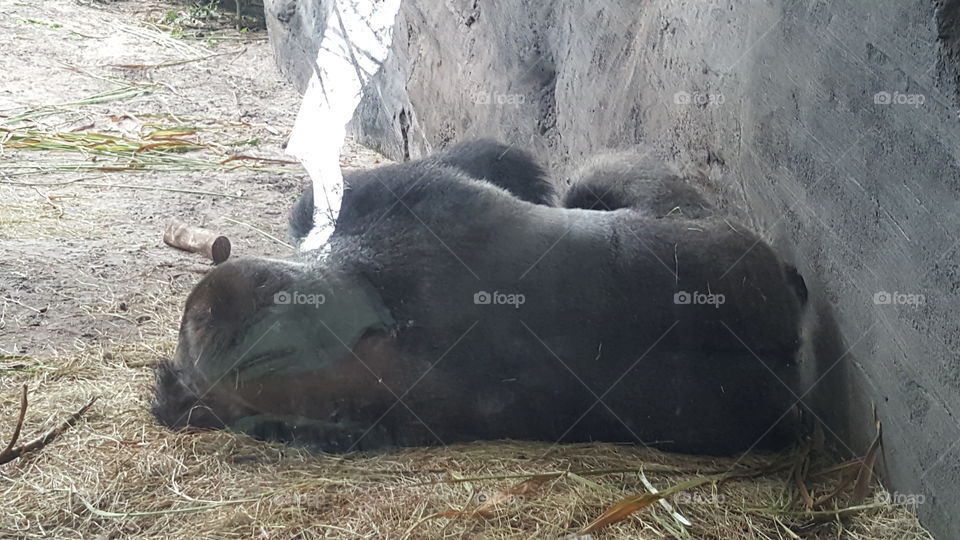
[153, 140, 806, 456]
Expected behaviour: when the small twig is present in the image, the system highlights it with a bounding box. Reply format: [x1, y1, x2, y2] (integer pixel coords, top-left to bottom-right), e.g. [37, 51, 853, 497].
[1, 385, 28, 458]
[747, 502, 888, 521]
[792, 447, 814, 509]
[33, 186, 64, 217]
[230, 87, 242, 123]
[69, 182, 246, 199]
[775, 517, 803, 539]
[66, 29, 106, 40]
[0, 390, 98, 466]
[223, 217, 295, 249]
[412, 462, 777, 487]
[809, 459, 866, 478]
[74, 490, 260, 518]
[2, 296, 45, 314]
[108, 49, 240, 70]
[219, 154, 299, 166]
[811, 470, 856, 508]
[0, 175, 105, 187]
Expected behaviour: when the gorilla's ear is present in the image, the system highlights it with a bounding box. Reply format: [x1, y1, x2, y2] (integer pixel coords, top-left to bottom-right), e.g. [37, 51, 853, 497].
[186, 258, 299, 327]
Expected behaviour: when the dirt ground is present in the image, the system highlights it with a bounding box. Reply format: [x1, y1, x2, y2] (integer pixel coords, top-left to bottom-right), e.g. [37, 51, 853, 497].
[0, 1, 936, 539]
[1, 0, 301, 358]
[0, 0, 389, 358]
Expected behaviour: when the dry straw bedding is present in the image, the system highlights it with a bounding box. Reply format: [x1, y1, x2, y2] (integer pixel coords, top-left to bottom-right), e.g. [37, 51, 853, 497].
[0, 341, 934, 539]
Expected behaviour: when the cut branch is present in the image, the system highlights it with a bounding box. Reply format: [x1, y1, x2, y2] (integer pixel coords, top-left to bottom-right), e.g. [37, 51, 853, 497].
[163, 220, 232, 264]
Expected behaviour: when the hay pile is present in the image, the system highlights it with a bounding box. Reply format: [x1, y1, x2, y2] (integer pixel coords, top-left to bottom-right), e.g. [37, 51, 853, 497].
[0, 340, 934, 539]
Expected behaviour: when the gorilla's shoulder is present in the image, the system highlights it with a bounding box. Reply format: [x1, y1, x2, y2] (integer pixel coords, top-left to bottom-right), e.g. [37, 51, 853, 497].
[289, 139, 555, 244]
[343, 160, 479, 203]
[336, 161, 524, 235]
[427, 139, 555, 206]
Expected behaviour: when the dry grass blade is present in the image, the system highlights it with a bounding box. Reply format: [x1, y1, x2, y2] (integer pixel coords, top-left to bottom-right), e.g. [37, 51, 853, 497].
[110, 20, 207, 57]
[776, 517, 803, 539]
[109, 49, 241, 70]
[811, 468, 857, 508]
[792, 443, 814, 509]
[219, 154, 300, 166]
[471, 473, 557, 515]
[402, 473, 560, 538]
[72, 182, 246, 198]
[0, 123, 302, 175]
[144, 128, 198, 139]
[751, 502, 889, 522]
[0, 84, 155, 126]
[579, 474, 723, 534]
[580, 492, 662, 534]
[0, 179, 246, 199]
[73, 489, 262, 518]
[2, 128, 202, 154]
[414, 464, 717, 487]
[578, 452, 804, 535]
[810, 448, 864, 508]
[810, 458, 865, 478]
[851, 420, 883, 505]
[640, 470, 692, 527]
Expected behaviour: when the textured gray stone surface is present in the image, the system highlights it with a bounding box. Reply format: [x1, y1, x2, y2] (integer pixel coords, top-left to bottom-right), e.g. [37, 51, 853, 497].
[266, 1, 960, 536]
[264, 0, 331, 93]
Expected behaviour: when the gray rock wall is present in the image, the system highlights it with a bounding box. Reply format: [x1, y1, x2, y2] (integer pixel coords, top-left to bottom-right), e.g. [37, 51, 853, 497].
[268, 1, 960, 536]
[265, 0, 331, 93]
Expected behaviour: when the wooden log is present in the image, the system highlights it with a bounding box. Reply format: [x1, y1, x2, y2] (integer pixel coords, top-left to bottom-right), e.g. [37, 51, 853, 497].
[163, 219, 231, 264]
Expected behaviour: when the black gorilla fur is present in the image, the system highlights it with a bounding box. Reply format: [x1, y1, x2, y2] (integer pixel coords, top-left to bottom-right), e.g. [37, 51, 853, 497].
[562, 149, 808, 304]
[154, 140, 806, 456]
[563, 149, 713, 218]
[288, 139, 555, 242]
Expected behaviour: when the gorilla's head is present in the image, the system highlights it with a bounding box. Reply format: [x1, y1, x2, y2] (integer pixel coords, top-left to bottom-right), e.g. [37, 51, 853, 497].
[151, 257, 398, 446]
